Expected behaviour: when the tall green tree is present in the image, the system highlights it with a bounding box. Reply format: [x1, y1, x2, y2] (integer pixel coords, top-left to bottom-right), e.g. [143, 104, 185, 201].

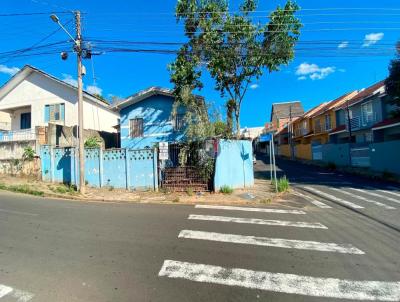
[170, 0, 301, 138]
[385, 41, 400, 117]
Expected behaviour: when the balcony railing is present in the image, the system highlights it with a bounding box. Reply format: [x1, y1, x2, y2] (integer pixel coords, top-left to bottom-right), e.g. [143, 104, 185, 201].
[294, 127, 308, 137]
[346, 113, 377, 130]
[314, 123, 332, 134]
[0, 129, 36, 142]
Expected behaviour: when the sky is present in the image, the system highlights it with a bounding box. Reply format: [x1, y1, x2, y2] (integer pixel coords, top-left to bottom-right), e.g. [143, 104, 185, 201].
[0, 0, 399, 128]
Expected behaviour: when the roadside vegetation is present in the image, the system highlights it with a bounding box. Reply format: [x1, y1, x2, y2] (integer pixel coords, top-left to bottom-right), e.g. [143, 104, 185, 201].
[277, 176, 290, 193]
[219, 185, 234, 194]
[0, 182, 44, 196]
[48, 184, 77, 195]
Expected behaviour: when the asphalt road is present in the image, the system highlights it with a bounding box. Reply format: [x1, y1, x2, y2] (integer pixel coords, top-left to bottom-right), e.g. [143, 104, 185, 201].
[1, 164, 400, 301]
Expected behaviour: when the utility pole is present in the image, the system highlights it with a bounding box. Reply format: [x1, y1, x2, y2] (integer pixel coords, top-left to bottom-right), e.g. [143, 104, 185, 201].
[50, 11, 85, 193]
[289, 105, 294, 160]
[75, 11, 85, 194]
[346, 99, 352, 166]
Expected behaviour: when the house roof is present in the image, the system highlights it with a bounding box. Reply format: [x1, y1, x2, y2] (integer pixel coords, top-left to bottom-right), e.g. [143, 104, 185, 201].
[113, 86, 204, 110]
[372, 117, 400, 130]
[270, 101, 304, 121]
[309, 91, 358, 118]
[336, 81, 386, 110]
[0, 65, 112, 109]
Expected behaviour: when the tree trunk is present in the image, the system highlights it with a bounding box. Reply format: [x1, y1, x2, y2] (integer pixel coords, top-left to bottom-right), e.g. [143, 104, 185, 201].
[235, 110, 240, 139]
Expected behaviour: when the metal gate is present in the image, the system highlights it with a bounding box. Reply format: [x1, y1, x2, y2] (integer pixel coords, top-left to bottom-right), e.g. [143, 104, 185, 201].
[351, 147, 370, 167]
[312, 144, 323, 160]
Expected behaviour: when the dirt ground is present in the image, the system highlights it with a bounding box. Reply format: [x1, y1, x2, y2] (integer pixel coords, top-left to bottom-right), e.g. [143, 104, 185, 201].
[0, 174, 282, 205]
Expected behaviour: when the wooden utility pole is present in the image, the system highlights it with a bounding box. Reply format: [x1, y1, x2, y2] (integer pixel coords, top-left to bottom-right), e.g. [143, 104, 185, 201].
[75, 11, 85, 193]
[346, 99, 353, 166]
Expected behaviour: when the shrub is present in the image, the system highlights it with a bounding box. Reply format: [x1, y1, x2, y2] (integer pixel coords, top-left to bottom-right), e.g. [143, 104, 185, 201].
[186, 187, 194, 196]
[22, 146, 36, 161]
[326, 162, 336, 170]
[220, 185, 233, 194]
[84, 136, 101, 148]
[277, 176, 290, 193]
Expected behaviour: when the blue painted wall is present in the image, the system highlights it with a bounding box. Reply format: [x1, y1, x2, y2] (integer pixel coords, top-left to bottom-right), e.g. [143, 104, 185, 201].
[370, 140, 400, 175]
[41, 145, 158, 190]
[214, 140, 254, 190]
[321, 143, 350, 166]
[120, 94, 185, 149]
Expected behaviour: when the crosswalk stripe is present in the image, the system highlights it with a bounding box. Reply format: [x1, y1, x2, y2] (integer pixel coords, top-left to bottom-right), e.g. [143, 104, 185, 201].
[330, 188, 395, 210]
[178, 230, 364, 254]
[0, 284, 33, 301]
[195, 205, 306, 214]
[350, 188, 400, 205]
[303, 187, 364, 209]
[293, 192, 332, 209]
[367, 187, 400, 199]
[0, 285, 13, 298]
[386, 186, 400, 197]
[159, 260, 400, 301]
[188, 214, 328, 229]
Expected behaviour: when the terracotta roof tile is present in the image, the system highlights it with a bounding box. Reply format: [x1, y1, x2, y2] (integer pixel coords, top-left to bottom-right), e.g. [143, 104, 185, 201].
[337, 81, 385, 110]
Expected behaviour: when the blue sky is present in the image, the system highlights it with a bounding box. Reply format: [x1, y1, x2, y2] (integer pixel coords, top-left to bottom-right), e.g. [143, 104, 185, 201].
[0, 0, 399, 127]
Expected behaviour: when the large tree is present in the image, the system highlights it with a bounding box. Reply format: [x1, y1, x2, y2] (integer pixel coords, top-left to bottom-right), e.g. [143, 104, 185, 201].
[170, 0, 301, 137]
[385, 41, 400, 117]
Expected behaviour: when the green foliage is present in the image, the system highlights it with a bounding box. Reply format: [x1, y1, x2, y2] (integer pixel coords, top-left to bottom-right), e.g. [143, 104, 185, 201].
[50, 184, 77, 194]
[219, 185, 233, 194]
[84, 136, 101, 148]
[22, 146, 35, 161]
[385, 41, 400, 117]
[186, 187, 194, 196]
[171, 0, 301, 137]
[213, 120, 228, 137]
[277, 176, 290, 193]
[172, 196, 180, 203]
[0, 182, 44, 196]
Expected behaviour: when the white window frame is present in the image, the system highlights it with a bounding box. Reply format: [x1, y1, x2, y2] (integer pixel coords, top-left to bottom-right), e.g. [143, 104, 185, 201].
[361, 101, 373, 126]
[49, 104, 62, 122]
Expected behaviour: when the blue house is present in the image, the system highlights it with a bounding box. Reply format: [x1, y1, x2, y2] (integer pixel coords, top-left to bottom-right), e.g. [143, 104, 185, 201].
[114, 87, 203, 149]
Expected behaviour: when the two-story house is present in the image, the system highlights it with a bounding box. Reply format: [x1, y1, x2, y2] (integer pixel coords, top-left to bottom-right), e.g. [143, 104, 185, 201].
[0, 65, 119, 138]
[114, 87, 204, 149]
[330, 81, 385, 145]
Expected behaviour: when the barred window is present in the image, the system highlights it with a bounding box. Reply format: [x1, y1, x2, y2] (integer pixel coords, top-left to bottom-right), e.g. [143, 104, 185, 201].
[130, 118, 143, 137]
[174, 114, 185, 131]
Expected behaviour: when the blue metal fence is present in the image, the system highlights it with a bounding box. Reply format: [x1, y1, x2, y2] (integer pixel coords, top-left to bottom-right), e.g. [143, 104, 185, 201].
[40, 145, 158, 190]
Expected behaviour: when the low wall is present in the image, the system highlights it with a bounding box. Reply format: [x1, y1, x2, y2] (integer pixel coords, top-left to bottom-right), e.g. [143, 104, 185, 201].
[278, 144, 291, 158]
[295, 144, 311, 160]
[370, 141, 400, 175]
[0, 158, 40, 177]
[0, 140, 37, 160]
[321, 143, 350, 166]
[214, 140, 254, 190]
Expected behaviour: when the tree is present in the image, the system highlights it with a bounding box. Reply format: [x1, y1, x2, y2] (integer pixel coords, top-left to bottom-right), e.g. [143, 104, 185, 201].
[170, 0, 301, 138]
[385, 41, 400, 117]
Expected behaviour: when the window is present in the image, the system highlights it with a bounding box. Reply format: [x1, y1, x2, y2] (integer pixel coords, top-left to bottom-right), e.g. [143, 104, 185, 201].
[20, 112, 31, 129]
[361, 102, 373, 125]
[45, 104, 64, 122]
[130, 118, 143, 138]
[325, 114, 331, 130]
[174, 114, 185, 131]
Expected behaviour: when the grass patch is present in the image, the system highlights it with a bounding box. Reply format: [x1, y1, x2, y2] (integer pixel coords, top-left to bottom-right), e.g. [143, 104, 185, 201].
[277, 176, 290, 193]
[49, 184, 77, 195]
[172, 197, 180, 203]
[186, 187, 194, 196]
[219, 185, 233, 194]
[259, 198, 272, 204]
[0, 182, 44, 196]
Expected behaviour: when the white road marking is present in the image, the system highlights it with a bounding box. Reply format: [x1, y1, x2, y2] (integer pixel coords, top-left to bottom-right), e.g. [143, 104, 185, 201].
[303, 187, 364, 209]
[0, 285, 13, 298]
[188, 214, 328, 229]
[293, 191, 332, 209]
[0, 284, 33, 301]
[178, 230, 364, 254]
[159, 260, 400, 301]
[387, 186, 400, 197]
[330, 188, 395, 210]
[368, 187, 400, 199]
[350, 188, 400, 205]
[195, 205, 306, 214]
[0, 208, 38, 217]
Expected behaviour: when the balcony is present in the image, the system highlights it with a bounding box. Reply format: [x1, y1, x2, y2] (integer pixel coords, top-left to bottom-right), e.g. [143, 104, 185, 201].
[294, 127, 308, 137]
[0, 122, 10, 130]
[314, 123, 332, 134]
[346, 113, 377, 131]
[0, 129, 36, 142]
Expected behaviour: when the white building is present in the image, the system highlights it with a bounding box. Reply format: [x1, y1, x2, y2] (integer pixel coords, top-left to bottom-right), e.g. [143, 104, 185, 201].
[0, 65, 119, 137]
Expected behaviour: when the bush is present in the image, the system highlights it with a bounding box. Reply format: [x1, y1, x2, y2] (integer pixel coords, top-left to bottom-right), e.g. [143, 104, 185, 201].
[186, 187, 194, 196]
[22, 146, 36, 161]
[326, 162, 336, 170]
[277, 176, 290, 193]
[219, 185, 233, 194]
[84, 136, 101, 148]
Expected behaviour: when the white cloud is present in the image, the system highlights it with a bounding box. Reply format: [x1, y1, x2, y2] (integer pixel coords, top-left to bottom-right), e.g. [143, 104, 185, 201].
[250, 84, 259, 89]
[0, 64, 20, 76]
[338, 41, 349, 49]
[295, 62, 336, 81]
[362, 32, 384, 47]
[86, 85, 102, 95]
[61, 73, 78, 87]
[297, 76, 307, 80]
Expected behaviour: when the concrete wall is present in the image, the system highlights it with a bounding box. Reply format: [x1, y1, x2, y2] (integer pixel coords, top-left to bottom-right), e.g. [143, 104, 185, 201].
[0, 71, 119, 132]
[0, 111, 11, 130]
[295, 143, 312, 160]
[370, 140, 400, 175]
[0, 140, 36, 160]
[214, 140, 254, 190]
[0, 157, 40, 176]
[120, 94, 185, 149]
[321, 143, 350, 166]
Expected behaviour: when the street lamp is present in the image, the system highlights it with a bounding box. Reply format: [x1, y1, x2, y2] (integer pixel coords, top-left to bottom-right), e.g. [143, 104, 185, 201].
[50, 12, 86, 194]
